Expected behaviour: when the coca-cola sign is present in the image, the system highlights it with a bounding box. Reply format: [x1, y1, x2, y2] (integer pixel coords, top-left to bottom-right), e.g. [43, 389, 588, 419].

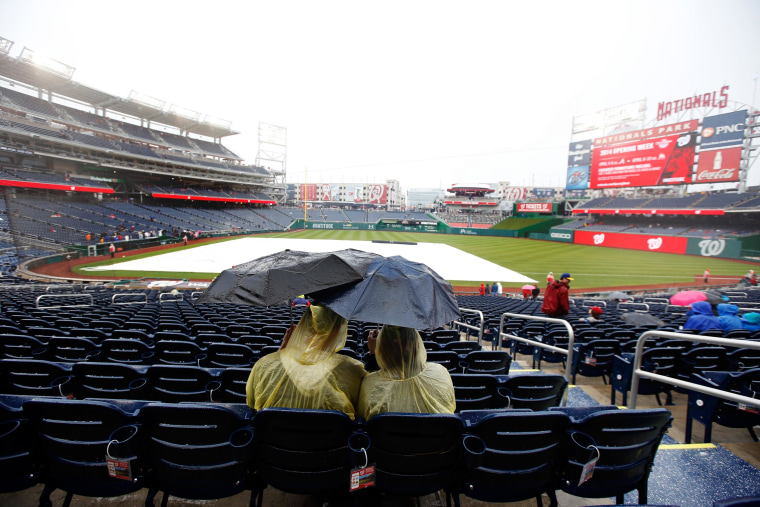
[696, 147, 742, 183]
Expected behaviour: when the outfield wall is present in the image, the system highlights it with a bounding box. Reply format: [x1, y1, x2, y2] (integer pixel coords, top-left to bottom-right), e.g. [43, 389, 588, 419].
[299, 221, 753, 260]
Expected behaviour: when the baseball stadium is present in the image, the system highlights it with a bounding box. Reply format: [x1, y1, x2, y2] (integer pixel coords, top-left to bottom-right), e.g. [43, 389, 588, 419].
[0, 27, 760, 507]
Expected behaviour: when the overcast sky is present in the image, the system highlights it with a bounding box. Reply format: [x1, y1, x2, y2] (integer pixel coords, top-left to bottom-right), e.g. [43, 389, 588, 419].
[1, 0, 759, 191]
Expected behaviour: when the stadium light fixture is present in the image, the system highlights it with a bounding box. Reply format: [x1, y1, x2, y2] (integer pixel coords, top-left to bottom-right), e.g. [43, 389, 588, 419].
[19, 47, 75, 79]
[202, 115, 232, 129]
[0, 36, 13, 55]
[168, 104, 201, 122]
[127, 90, 166, 110]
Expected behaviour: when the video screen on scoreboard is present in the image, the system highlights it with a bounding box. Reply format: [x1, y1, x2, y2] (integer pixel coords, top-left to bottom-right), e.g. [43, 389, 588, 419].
[590, 132, 696, 188]
[566, 120, 699, 189]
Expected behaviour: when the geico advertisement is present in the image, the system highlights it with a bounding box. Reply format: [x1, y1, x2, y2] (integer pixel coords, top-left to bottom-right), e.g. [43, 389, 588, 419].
[574, 230, 687, 254]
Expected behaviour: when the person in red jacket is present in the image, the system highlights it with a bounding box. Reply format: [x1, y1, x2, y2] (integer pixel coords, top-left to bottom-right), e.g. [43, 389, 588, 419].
[541, 273, 573, 318]
[478, 283, 485, 296]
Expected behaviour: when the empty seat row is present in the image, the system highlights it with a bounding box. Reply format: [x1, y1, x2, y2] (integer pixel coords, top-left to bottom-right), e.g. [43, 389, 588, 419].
[0, 396, 672, 507]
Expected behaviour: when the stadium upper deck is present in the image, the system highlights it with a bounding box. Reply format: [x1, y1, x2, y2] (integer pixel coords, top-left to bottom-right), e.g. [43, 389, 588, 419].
[0, 42, 280, 197]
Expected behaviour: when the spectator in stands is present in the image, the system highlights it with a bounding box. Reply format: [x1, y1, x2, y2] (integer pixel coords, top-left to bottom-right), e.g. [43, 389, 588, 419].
[580, 306, 603, 324]
[485, 283, 491, 295]
[491, 282, 498, 296]
[522, 286, 533, 300]
[479, 283, 485, 296]
[531, 286, 540, 301]
[683, 301, 722, 332]
[541, 273, 572, 319]
[357, 325, 455, 420]
[717, 303, 743, 332]
[740, 312, 760, 333]
[246, 305, 366, 419]
[496, 282, 503, 296]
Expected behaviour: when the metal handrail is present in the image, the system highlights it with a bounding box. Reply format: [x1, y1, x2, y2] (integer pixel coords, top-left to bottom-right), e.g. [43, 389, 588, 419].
[497, 312, 576, 387]
[581, 300, 607, 308]
[617, 302, 650, 313]
[643, 298, 670, 304]
[111, 293, 148, 305]
[628, 330, 760, 409]
[453, 308, 484, 344]
[158, 292, 184, 303]
[35, 293, 93, 309]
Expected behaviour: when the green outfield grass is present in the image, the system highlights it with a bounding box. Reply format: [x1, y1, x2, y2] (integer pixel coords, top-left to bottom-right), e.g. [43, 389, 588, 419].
[75, 230, 760, 290]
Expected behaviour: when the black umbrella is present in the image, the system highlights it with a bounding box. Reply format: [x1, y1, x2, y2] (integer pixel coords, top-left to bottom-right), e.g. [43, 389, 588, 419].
[313, 255, 460, 330]
[195, 248, 382, 306]
[620, 312, 666, 327]
[703, 289, 729, 306]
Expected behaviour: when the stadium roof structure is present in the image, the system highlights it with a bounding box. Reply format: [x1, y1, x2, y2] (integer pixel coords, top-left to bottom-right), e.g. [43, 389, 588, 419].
[447, 183, 495, 193]
[0, 50, 238, 139]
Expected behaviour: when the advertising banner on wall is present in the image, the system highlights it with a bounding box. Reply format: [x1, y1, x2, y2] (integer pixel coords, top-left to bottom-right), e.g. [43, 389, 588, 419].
[566, 165, 590, 190]
[686, 237, 742, 259]
[574, 230, 688, 254]
[700, 110, 747, 150]
[590, 132, 696, 188]
[355, 186, 364, 202]
[502, 187, 530, 201]
[516, 202, 553, 213]
[320, 183, 333, 201]
[344, 187, 355, 202]
[568, 140, 592, 167]
[548, 228, 574, 243]
[533, 188, 555, 198]
[695, 146, 742, 183]
[366, 184, 387, 204]
[300, 184, 317, 201]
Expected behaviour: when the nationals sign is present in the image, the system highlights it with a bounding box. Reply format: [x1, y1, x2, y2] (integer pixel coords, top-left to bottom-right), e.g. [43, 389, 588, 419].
[590, 133, 696, 188]
[575, 230, 687, 254]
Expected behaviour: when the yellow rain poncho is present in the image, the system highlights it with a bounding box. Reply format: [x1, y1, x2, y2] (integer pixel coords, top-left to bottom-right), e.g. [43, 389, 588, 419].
[357, 325, 456, 420]
[246, 305, 366, 419]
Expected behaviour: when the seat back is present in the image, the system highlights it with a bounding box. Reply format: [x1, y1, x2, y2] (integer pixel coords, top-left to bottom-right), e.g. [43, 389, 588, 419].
[23, 398, 143, 500]
[252, 408, 358, 496]
[100, 339, 155, 364]
[201, 343, 256, 368]
[461, 350, 512, 375]
[153, 340, 205, 366]
[560, 408, 672, 503]
[0, 359, 73, 397]
[217, 367, 251, 404]
[144, 365, 219, 403]
[572, 339, 621, 382]
[450, 374, 507, 411]
[425, 351, 459, 373]
[462, 411, 570, 504]
[0, 416, 38, 493]
[140, 403, 251, 502]
[443, 341, 481, 354]
[0, 334, 48, 360]
[502, 374, 568, 411]
[365, 413, 463, 497]
[72, 362, 147, 400]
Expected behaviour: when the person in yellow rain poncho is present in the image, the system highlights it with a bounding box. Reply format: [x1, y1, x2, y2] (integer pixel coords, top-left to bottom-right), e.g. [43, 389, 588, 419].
[357, 325, 456, 420]
[246, 305, 366, 419]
